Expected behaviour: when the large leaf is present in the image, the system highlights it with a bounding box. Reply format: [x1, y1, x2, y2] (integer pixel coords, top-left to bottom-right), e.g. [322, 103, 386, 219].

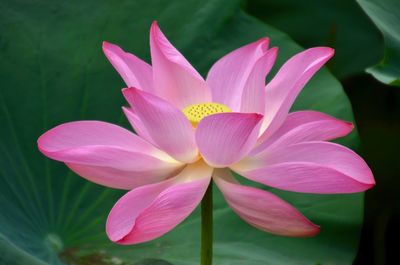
[0, 0, 363, 264]
[357, 0, 400, 86]
[246, 0, 383, 79]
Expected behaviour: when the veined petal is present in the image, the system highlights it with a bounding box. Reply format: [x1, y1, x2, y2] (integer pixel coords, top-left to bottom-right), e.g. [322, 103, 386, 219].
[37, 120, 165, 161]
[150, 21, 211, 109]
[196, 113, 263, 168]
[66, 163, 182, 190]
[103, 41, 153, 91]
[123, 87, 198, 163]
[252, 111, 353, 155]
[206, 38, 270, 111]
[122, 106, 157, 146]
[214, 169, 319, 237]
[233, 141, 375, 194]
[240, 48, 278, 114]
[259, 47, 334, 141]
[106, 160, 212, 244]
[38, 121, 182, 189]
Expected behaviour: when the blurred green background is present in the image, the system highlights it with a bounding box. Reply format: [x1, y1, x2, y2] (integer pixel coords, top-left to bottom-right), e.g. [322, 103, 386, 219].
[0, 0, 398, 264]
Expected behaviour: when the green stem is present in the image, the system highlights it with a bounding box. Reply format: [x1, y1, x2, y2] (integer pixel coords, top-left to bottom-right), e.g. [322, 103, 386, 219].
[201, 182, 213, 265]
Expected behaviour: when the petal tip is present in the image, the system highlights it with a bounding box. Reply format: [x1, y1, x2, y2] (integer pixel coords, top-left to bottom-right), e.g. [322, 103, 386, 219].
[346, 121, 355, 133]
[37, 128, 58, 156]
[102, 41, 117, 52]
[102, 41, 125, 61]
[122, 87, 142, 106]
[122, 86, 134, 93]
[257, 37, 270, 42]
[122, 86, 139, 96]
[256, 37, 270, 51]
[253, 113, 264, 122]
[102, 40, 109, 47]
[290, 221, 320, 237]
[151, 20, 158, 27]
[339, 120, 354, 136]
[349, 177, 375, 193]
[37, 134, 48, 154]
[321, 47, 335, 58]
[307, 47, 335, 60]
[269, 46, 279, 54]
[121, 106, 133, 118]
[364, 178, 376, 189]
[150, 20, 161, 36]
[305, 224, 321, 237]
[106, 217, 129, 243]
[280, 213, 321, 238]
[264, 47, 279, 64]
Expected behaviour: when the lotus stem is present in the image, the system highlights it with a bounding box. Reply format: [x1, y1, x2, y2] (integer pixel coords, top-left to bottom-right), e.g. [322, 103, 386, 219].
[201, 182, 213, 265]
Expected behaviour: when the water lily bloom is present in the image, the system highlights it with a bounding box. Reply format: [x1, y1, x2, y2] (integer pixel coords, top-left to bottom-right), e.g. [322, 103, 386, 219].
[38, 22, 375, 245]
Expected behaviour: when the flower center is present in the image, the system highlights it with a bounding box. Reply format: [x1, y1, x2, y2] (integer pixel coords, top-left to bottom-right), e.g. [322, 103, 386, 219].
[183, 102, 231, 126]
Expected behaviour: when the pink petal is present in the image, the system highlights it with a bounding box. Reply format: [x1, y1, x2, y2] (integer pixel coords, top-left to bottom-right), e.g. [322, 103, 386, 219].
[106, 161, 212, 244]
[252, 111, 353, 155]
[214, 169, 319, 237]
[206, 38, 270, 111]
[66, 163, 182, 190]
[38, 120, 162, 158]
[38, 121, 182, 189]
[196, 113, 263, 168]
[123, 87, 198, 163]
[122, 106, 156, 146]
[103, 41, 153, 91]
[240, 48, 278, 114]
[149, 21, 211, 109]
[259, 47, 335, 141]
[233, 141, 375, 194]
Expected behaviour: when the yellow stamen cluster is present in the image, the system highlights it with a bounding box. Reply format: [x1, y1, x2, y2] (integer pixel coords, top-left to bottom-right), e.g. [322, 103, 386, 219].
[183, 102, 232, 127]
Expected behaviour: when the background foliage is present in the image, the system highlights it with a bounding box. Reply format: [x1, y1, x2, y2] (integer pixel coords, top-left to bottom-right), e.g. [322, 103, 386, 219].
[357, 0, 400, 86]
[0, 0, 398, 264]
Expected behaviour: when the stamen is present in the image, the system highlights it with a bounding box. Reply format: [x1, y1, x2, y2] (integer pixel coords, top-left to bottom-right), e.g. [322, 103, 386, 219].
[183, 102, 232, 127]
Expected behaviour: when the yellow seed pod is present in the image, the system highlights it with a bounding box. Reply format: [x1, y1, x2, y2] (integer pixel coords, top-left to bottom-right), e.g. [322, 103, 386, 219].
[183, 102, 232, 127]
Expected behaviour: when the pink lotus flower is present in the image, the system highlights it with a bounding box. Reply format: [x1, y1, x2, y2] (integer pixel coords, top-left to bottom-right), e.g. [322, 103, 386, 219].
[38, 22, 375, 245]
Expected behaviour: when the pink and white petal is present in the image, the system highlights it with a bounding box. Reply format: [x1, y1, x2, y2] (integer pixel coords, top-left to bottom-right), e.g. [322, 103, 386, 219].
[103, 41, 153, 91]
[150, 21, 211, 109]
[106, 160, 212, 244]
[206, 38, 270, 111]
[38, 121, 182, 189]
[38, 120, 165, 159]
[252, 111, 353, 155]
[259, 47, 335, 141]
[40, 145, 176, 171]
[196, 113, 263, 168]
[233, 141, 375, 194]
[66, 162, 183, 190]
[213, 169, 319, 237]
[122, 107, 157, 146]
[123, 87, 198, 163]
[240, 48, 278, 114]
